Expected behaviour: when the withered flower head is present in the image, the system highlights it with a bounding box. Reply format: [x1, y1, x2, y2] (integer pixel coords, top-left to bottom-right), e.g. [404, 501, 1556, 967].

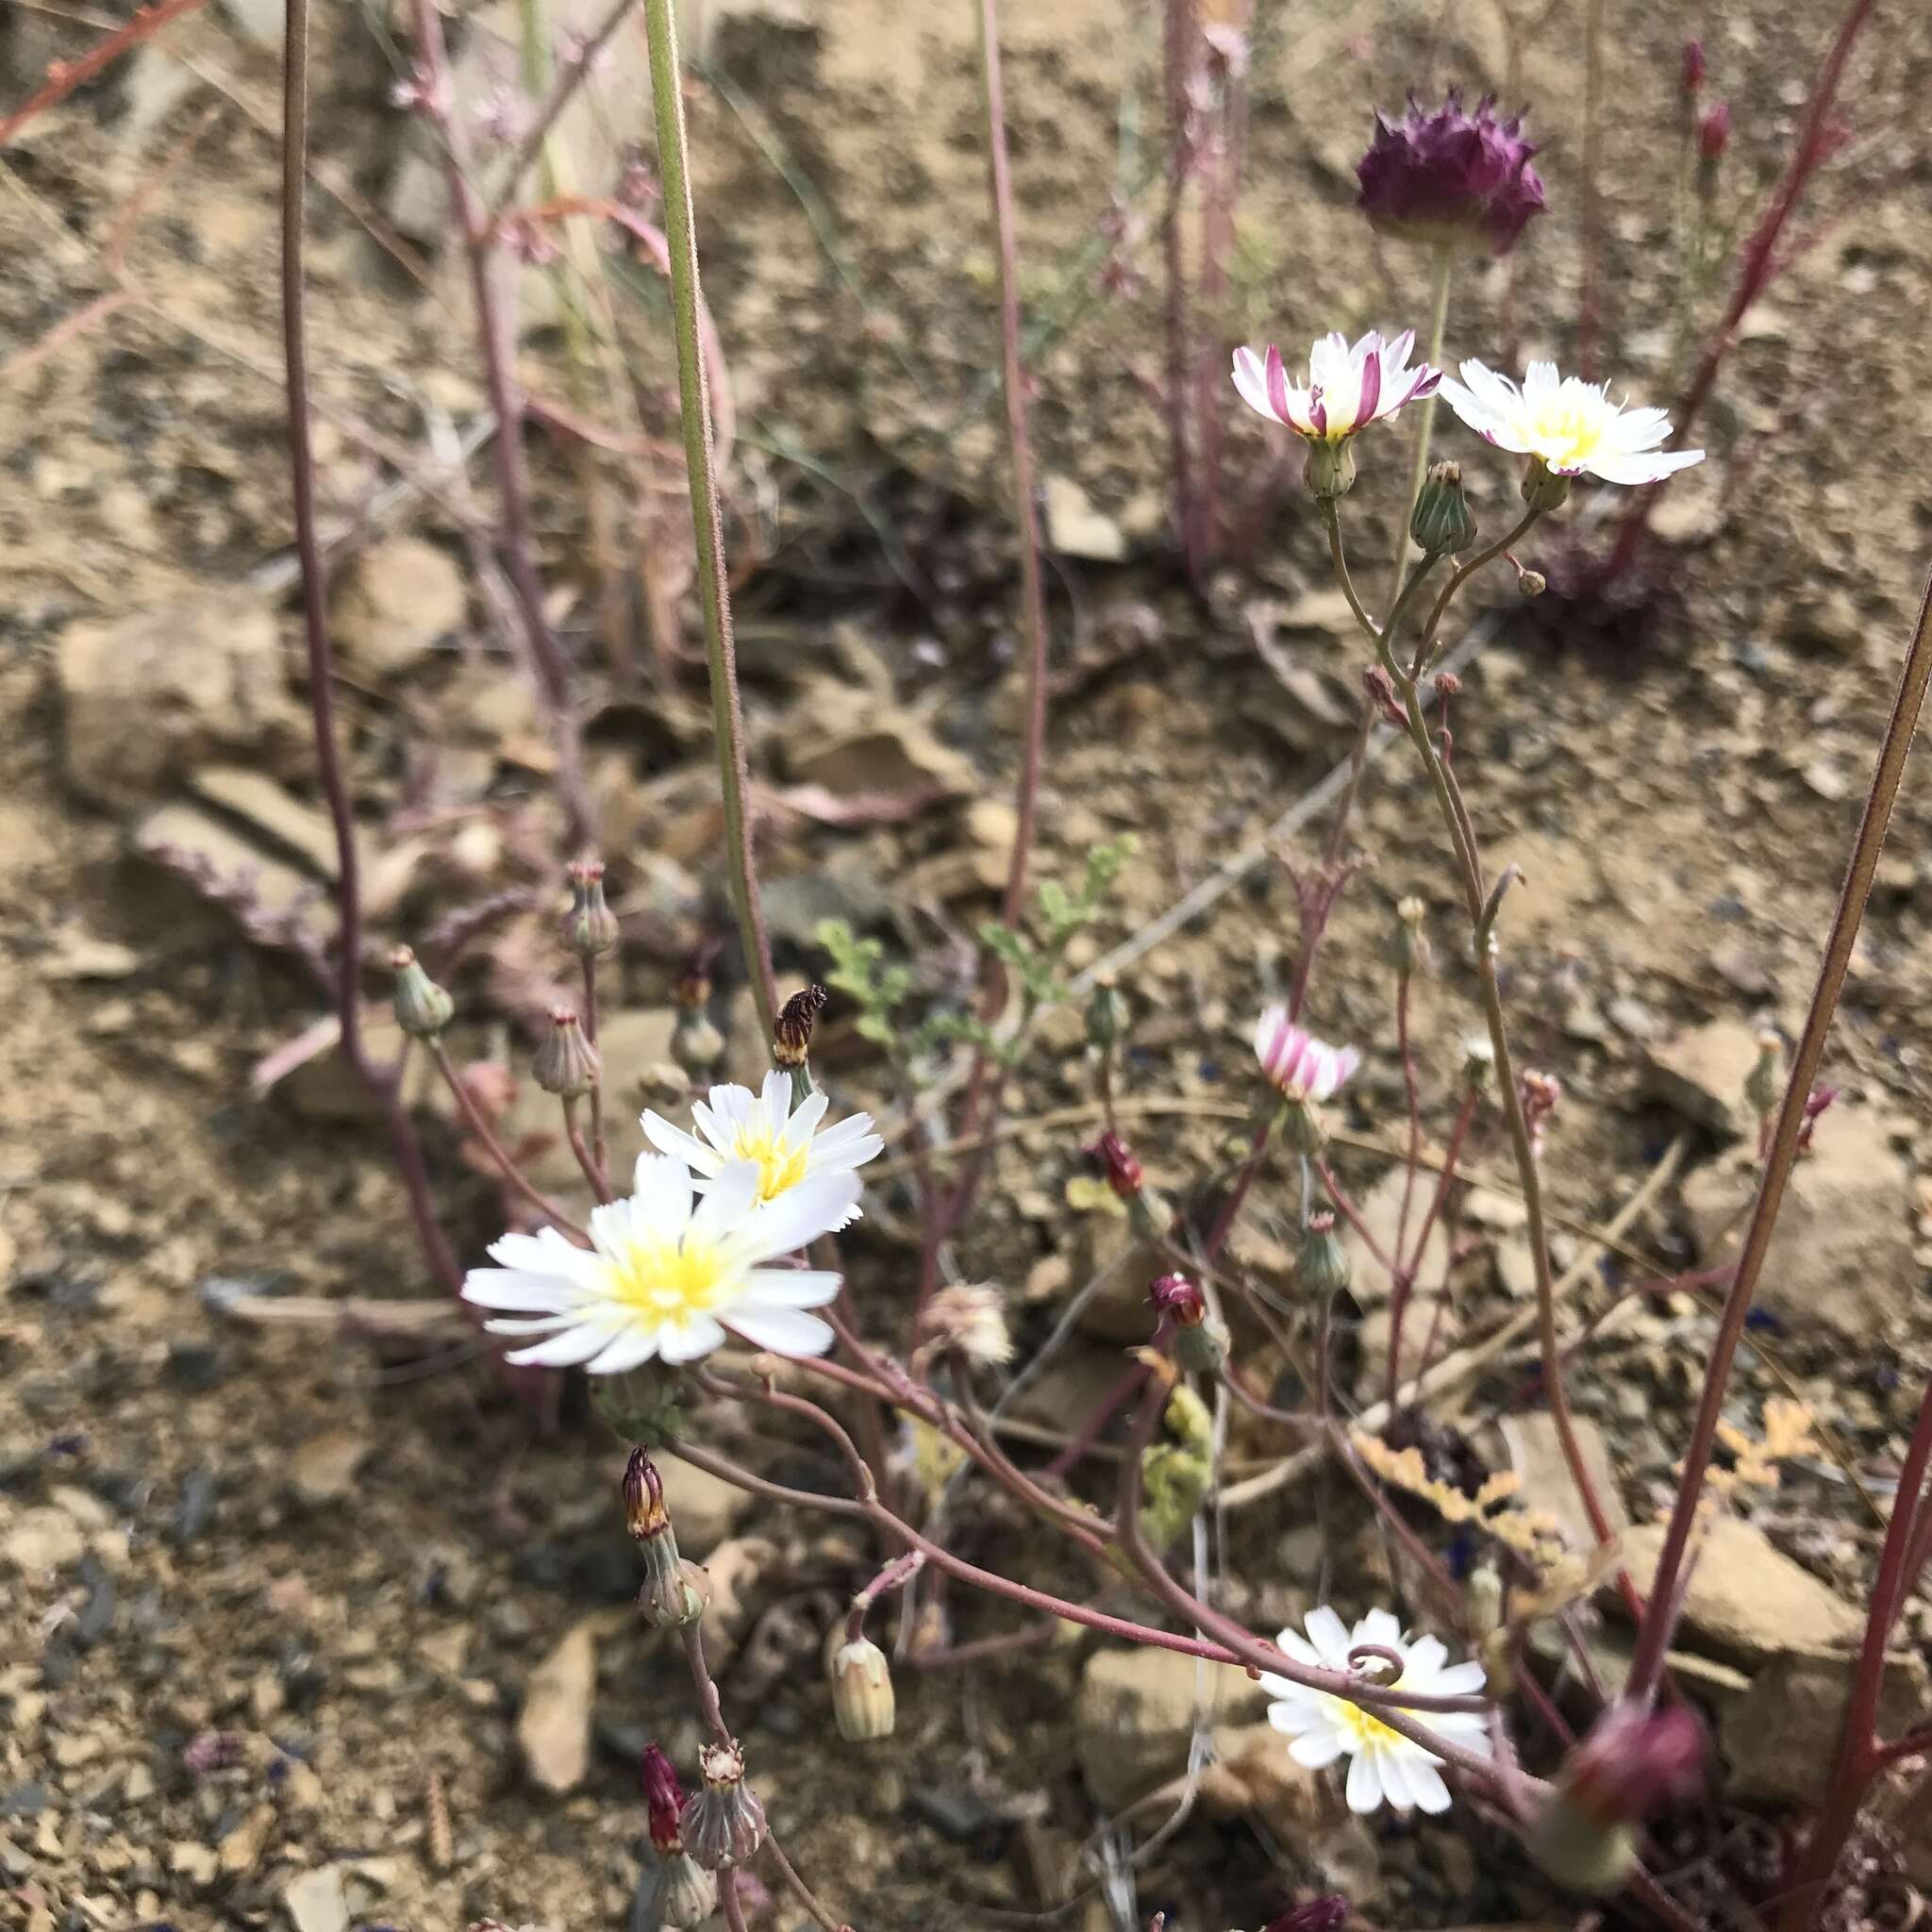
[773, 984, 828, 1069]
[1357, 91, 1547, 257]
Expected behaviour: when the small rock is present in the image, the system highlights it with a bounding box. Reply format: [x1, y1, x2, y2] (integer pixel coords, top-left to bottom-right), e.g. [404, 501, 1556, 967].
[4, 1507, 86, 1576]
[1722, 1643, 1928, 1804]
[518, 1619, 600, 1792]
[1682, 1108, 1913, 1339]
[58, 586, 295, 809]
[133, 802, 333, 943]
[1341, 1167, 1449, 1306]
[658, 1457, 753, 1555]
[282, 1861, 350, 1932]
[289, 1430, 371, 1505]
[1608, 1515, 1860, 1667]
[1640, 1017, 1765, 1139]
[1041, 475, 1126, 562]
[786, 709, 977, 800]
[1785, 585, 1864, 657]
[1273, 588, 1359, 641]
[1074, 1646, 1268, 1809]
[188, 766, 343, 878]
[218, 1801, 275, 1875]
[329, 536, 467, 679]
[1496, 1413, 1628, 1552]
[40, 933, 142, 981]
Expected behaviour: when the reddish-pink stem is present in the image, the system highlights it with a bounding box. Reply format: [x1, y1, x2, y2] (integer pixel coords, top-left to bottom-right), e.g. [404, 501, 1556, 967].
[282, 0, 461, 1299]
[1630, 558, 1932, 1712]
[429, 1041, 589, 1243]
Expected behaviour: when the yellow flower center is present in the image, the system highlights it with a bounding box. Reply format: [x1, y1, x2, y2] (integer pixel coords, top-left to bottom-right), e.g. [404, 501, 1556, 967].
[1524, 396, 1610, 469]
[1332, 1683, 1405, 1751]
[727, 1125, 810, 1203]
[607, 1234, 730, 1320]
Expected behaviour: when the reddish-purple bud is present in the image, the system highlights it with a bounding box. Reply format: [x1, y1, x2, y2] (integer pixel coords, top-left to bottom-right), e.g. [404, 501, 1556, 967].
[1362, 663, 1407, 727]
[641, 1744, 688, 1854]
[1561, 1703, 1706, 1824]
[1357, 91, 1546, 257]
[1089, 1130, 1144, 1199]
[1264, 1901, 1350, 1932]
[1698, 100, 1731, 162]
[1148, 1272, 1206, 1329]
[624, 1446, 668, 1541]
[1680, 39, 1706, 96]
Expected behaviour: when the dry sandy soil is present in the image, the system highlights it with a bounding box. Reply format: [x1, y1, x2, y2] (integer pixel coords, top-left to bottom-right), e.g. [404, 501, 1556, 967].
[3, 0, 1932, 1927]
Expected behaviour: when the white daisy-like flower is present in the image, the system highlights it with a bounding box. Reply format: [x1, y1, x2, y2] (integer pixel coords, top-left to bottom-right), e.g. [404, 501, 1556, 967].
[643, 1070, 882, 1231]
[461, 1155, 852, 1370]
[1261, 1606, 1491, 1816]
[1437, 359, 1705, 485]
[1232, 329, 1441, 444]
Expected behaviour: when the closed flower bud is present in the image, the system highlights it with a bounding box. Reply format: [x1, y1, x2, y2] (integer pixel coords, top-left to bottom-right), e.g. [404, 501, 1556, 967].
[1149, 1272, 1206, 1329]
[1521, 458, 1572, 513]
[390, 945, 455, 1041]
[1304, 438, 1357, 501]
[1680, 38, 1706, 96]
[1743, 1029, 1784, 1118]
[1090, 1129, 1144, 1199]
[1529, 1701, 1703, 1893]
[1697, 99, 1730, 162]
[1461, 1034, 1497, 1091]
[681, 1741, 766, 1870]
[1277, 1094, 1327, 1156]
[625, 1447, 669, 1541]
[1357, 91, 1545, 258]
[1296, 1210, 1352, 1297]
[672, 1007, 727, 1083]
[1085, 978, 1128, 1052]
[1174, 1311, 1230, 1374]
[829, 1637, 896, 1741]
[773, 984, 827, 1070]
[641, 1742, 688, 1854]
[1410, 459, 1477, 556]
[561, 858, 620, 958]
[652, 1852, 718, 1930]
[533, 1007, 600, 1099]
[637, 1556, 711, 1630]
[1390, 895, 1431, 976]
[1516, 567, 1548, 597]
[1526, 1807, 1641, 1895]
[674, 937, 722, 1012]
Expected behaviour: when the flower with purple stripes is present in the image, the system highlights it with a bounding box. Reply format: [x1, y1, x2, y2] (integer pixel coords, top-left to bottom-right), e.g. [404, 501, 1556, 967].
[1231, 328, 1440, 447]
[1254, 1008, 1360, 1102]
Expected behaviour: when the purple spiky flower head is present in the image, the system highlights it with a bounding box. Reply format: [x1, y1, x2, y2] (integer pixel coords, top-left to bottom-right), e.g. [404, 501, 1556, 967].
[1357, 91, 1547, 257]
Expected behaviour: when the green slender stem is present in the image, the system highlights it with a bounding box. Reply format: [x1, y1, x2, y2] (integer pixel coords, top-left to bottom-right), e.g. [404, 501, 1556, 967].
[1412, 508, 1541, 675]
[641, 0, 778, 1038]
[1385, 243, 1455, 610]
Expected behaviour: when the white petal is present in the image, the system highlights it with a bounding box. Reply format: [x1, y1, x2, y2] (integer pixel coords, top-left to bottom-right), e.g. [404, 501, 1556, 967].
[1407, 1758, 1453, 1813]
[657, 1315, 728, 1364]
[1345, 1750, 1384, 1814]
[486, 1228, 605, 1287]
[1354, 1607, 1403, 1653]
[1288, 1727, 1346, 1769]
[461, 1268, 589, 1313]
[641, 1112, 714, 1173]
[504, 1320, 619, 1368]
[1585, 447, 1706, 485]
[692, 1160, 763, 1235]
[1272, 1627, 1324, 1669]
[758, 1067, 794, 1123]
[722, 1305, 835, 1357]
[1405, 1636, 1448, 1677]
[628, 1155, 694, 1233]
[783, 1089, 830, 1147]
[811, 1115, 883, 1169]
[704, 1084, 758, 1128]
[583, 1324, 660, 1374]
[1432, 1659, 1489, 1696]
[1232, 346, 1279, 423]
[1374, 1747, 1416, 1812]
[741, 1267, 844, 1308]
[1304, 1606, 1353, 1666]
[741, 1172, 858, 1257]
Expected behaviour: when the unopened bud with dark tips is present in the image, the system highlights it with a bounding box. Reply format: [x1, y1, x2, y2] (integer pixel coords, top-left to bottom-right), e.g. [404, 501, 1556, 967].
[390, 945, 455, 1041]
[1698, 99, 1730, 163]
[626, 1449, 709, 1628]
[1296, 1209, 1352, 1297]
[641, 1742, 688, 1853]
[773, 984, 827, 1070]
[672, 1007, 727, 1083]
[1528, 1702, 1704, 1894]
[674, 935, 722, 1012]
[680, 1740, 766, 1870]
[560, 858, 620, 959]
[1410, 459, 1477, 556]
[533, 1006, 600, 1099]
[829, 1636, 896, 1741]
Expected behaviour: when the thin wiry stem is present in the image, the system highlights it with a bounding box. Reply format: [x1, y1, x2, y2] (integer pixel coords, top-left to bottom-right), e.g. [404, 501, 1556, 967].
[1630, 558, 1932, 1710]
[1384, 242, 1455, 607]
[641, 0, 779, 1038]
[282, 0, 461, 1297]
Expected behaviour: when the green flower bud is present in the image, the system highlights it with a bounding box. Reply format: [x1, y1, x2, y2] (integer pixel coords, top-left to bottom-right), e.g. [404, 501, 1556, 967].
[560, 858, 620, 959]
[1389, 894, 1431, 977]
[1174, 1313, 1229, 1374]
[1521, 458, 1571, 512]
[1296, 1209, 1352, 1297]
[1085, 978, 1128, 1053]
[829, 1637, 896, 1742]
[1410, 459, 1477, 555]
[1743, 1029, 1784, 1120]
[390, 944, 455, 1041]
[533, 1007, 600, 1099]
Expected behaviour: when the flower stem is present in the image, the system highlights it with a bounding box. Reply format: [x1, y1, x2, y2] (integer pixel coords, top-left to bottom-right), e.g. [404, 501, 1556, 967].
[282, 0, 462, 1299]
[1628, 558, 1932, 1710]
[640, 0, 778, 1038]
[1385, 242, 1455, 609]
[429, 1041, 589, 1243]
